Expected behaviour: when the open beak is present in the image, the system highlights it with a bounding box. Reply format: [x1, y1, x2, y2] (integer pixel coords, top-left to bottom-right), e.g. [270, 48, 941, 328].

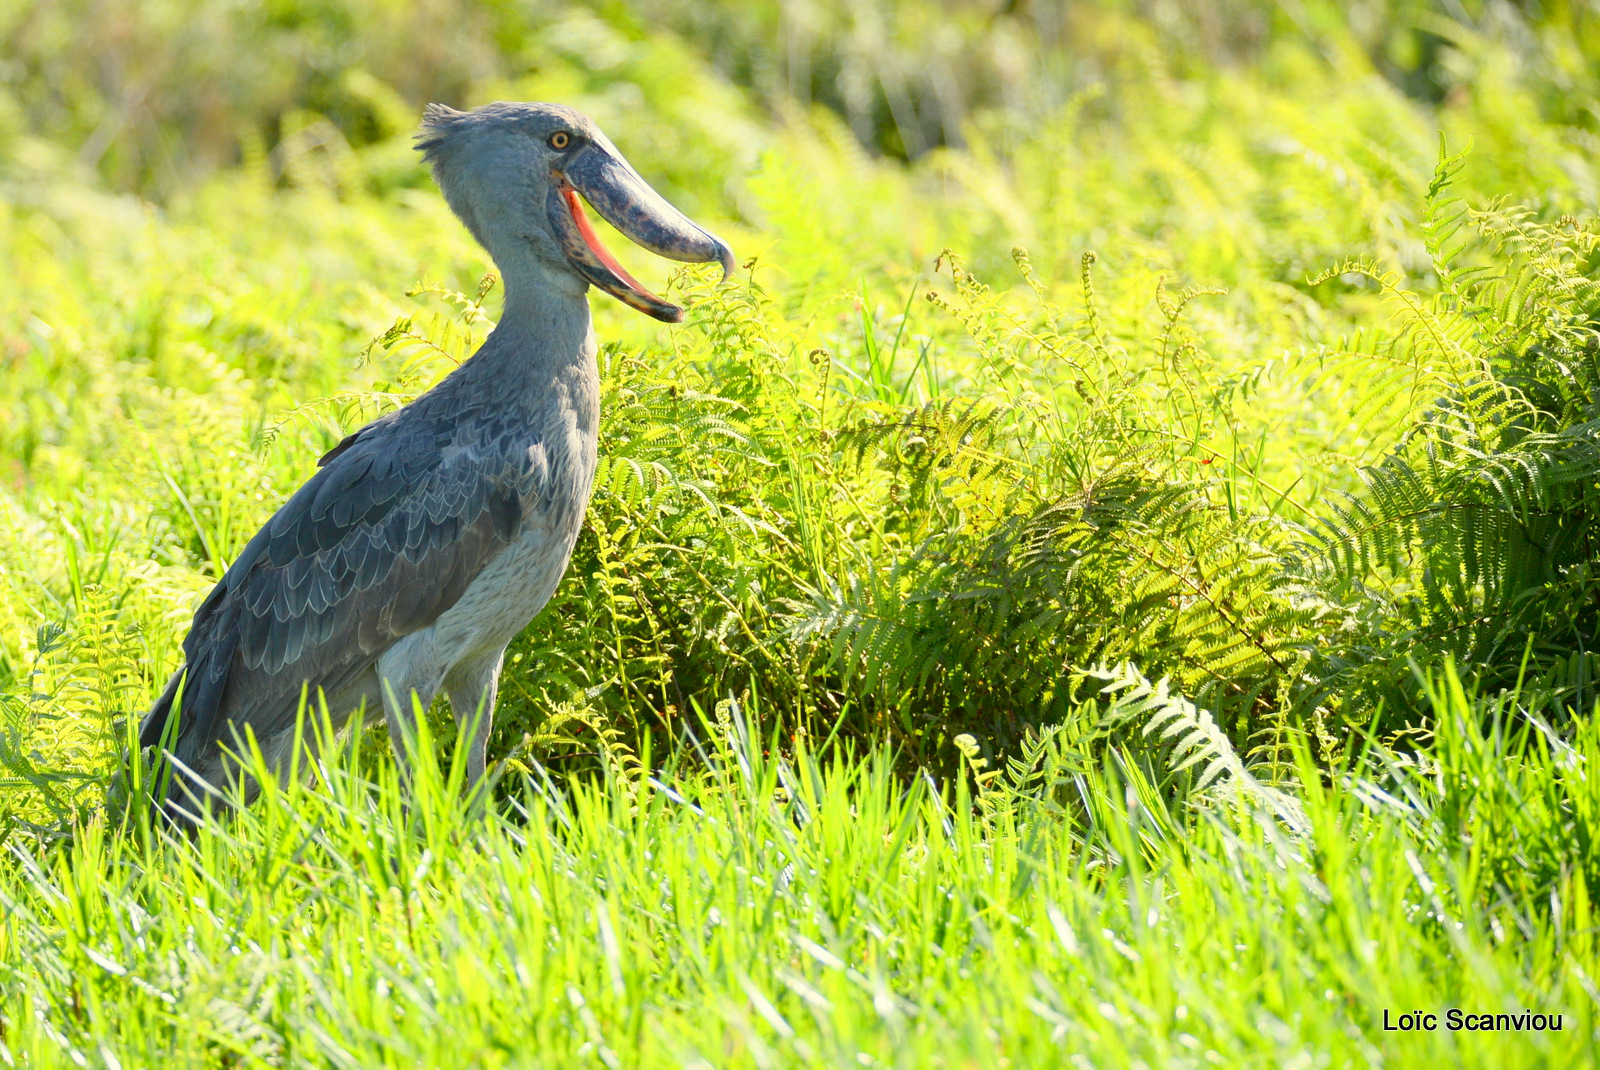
[546, 137, 735, 323]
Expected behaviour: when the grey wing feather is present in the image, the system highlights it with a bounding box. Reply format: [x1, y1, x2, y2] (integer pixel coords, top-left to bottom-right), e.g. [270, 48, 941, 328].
[140, 414, 528, 767]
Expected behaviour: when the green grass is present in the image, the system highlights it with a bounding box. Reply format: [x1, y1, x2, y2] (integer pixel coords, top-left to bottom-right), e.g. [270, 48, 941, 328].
[3, 669, 1595, 1067]
[4, 1, 1600, 1064]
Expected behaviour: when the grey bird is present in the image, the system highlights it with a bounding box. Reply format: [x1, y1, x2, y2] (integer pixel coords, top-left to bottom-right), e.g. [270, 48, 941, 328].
[138, 102, 733, 819]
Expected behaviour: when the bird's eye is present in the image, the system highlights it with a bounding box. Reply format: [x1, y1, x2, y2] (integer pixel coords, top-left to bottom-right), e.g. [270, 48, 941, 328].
[548, 132, 570, 150]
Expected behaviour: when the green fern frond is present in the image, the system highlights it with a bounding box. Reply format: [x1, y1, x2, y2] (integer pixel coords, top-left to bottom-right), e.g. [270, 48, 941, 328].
[1084, 663, 1309, 832]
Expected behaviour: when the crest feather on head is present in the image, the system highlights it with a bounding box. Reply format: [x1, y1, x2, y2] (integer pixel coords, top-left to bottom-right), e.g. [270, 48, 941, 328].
[415, 104, 470, 164]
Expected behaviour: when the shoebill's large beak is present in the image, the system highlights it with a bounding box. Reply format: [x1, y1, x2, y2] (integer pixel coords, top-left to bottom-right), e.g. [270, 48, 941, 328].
[547, 134, 735, 323]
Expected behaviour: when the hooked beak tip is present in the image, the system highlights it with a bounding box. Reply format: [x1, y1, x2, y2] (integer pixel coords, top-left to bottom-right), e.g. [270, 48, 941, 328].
[714, 239, 736, 283]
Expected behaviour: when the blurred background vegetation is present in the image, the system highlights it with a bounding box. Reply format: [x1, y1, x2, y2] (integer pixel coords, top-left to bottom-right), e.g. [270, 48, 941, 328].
[6, 0, 1600, 817]
[9, 0, 1600, 195]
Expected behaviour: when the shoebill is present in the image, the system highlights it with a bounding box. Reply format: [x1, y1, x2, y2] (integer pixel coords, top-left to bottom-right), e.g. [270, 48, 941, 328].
[138, 102, 733, 819]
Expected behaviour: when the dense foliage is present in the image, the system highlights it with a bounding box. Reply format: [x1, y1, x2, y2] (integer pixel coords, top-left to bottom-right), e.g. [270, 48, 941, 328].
[2, 0, 1599, 1064]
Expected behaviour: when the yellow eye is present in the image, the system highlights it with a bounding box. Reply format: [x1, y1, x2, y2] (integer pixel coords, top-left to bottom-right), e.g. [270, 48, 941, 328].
[548, 132, 570, 150]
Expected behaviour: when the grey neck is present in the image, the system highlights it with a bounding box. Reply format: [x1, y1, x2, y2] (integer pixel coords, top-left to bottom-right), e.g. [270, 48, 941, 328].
[469, 239, 595, 383]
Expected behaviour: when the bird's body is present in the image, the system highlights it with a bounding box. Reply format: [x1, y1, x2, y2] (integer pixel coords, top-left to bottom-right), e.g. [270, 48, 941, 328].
[140, 102, 731, 817]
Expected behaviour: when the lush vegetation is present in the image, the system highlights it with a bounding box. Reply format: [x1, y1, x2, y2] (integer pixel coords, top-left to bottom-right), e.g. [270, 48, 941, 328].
[3, 673, 1596, 1067]
[2, 0, 1599, 1064]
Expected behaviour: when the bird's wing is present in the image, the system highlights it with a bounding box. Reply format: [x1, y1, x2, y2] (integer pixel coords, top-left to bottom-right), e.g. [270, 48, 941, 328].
[141, 411, 542, 758]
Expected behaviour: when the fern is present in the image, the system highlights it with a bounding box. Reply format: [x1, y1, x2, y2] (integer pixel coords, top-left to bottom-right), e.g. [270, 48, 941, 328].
[1082, 663, 1309, 833]
[788, 252, 1316, 760]
[1299, 150, 1600, 725]
[0, 591, 144, 832]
